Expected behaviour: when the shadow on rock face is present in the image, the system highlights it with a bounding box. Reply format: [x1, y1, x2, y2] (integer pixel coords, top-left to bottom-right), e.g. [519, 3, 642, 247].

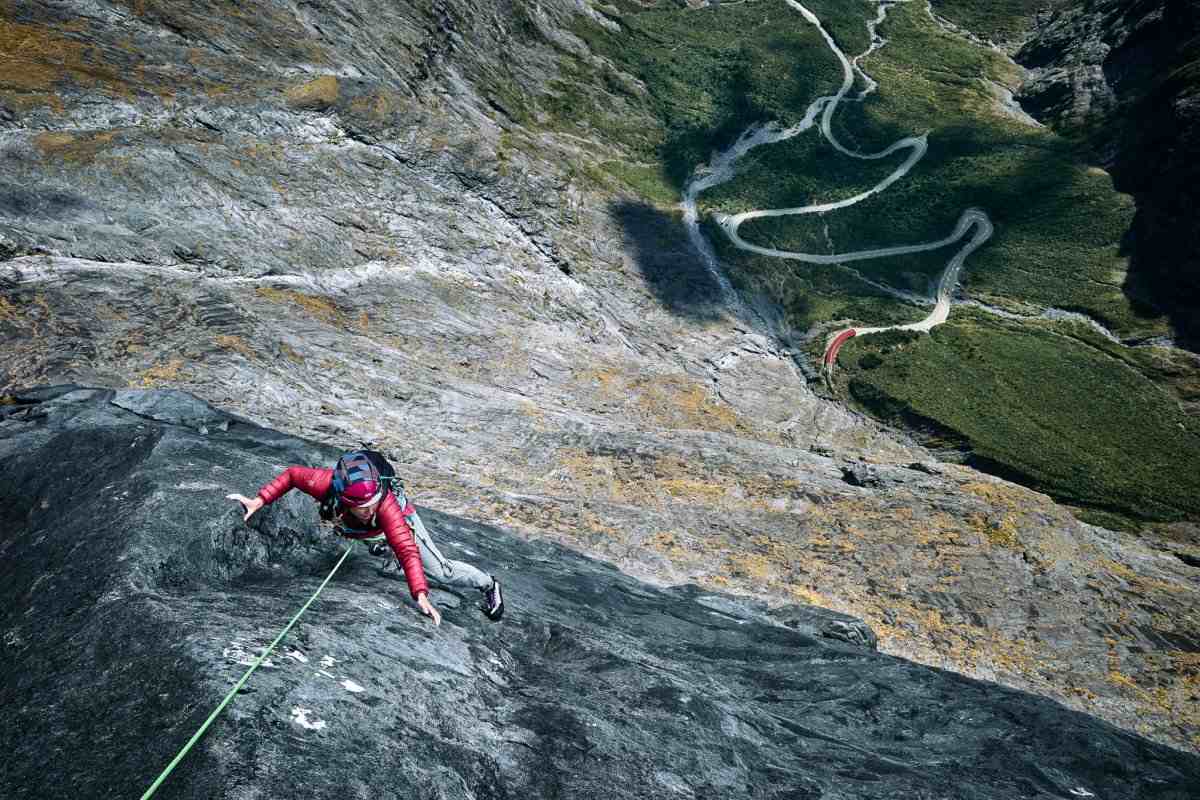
[0, 183, 92, 221]
[2, 388, 1200, 800]
[1119, 196, 1200, 351]
[610, 200, 726, 322]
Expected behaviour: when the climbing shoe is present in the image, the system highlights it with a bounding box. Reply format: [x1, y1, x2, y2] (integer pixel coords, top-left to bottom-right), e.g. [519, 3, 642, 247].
[481, 577, 504, 621]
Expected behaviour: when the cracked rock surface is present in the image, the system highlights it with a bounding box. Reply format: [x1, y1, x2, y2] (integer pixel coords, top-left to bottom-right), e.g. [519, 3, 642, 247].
[2, 0, 1200, 756]
[1, 388, 1199, 799]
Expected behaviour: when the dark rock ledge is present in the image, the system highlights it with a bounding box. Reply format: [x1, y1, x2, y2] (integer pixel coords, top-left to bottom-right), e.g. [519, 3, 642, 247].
[1, 389, 1197, 799]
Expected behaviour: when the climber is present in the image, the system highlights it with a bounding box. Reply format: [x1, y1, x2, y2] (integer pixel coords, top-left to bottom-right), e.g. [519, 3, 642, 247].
[226, 450, 504, 625]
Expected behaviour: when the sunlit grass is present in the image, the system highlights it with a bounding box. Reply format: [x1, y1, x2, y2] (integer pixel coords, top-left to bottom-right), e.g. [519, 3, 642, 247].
[836, 313, 1200, 521]
[556, 0, 1189, 524]
[929, 0, 1066, 43]
[563, 0, 872, 188]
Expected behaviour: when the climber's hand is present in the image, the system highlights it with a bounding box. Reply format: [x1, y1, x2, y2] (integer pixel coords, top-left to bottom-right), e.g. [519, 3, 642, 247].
[226, 493, 264, 522]
[416, 592, 442, 627]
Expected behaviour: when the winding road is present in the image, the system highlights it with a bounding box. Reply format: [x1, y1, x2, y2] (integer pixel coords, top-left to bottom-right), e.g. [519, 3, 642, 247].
[682, 0, 994, 369]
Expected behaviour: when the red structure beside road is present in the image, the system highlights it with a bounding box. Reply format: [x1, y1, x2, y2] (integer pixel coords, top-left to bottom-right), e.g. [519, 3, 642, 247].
[824, 328, 857, 368]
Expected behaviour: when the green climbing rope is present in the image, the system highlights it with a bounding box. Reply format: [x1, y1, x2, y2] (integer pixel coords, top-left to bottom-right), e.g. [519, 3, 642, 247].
[140, 546, 354, 800]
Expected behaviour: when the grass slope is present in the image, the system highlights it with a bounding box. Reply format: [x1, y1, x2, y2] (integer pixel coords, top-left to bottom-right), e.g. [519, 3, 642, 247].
[714, 2, 1156, 336]
[556, 0, 1196, 525]
[564, 0, 871, 188]
[929, 0, 1067, 43]
[837, 315, 1200, 522]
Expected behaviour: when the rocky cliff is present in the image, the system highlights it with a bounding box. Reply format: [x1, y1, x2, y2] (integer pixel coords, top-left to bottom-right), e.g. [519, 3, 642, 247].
[2, 387, 1199, 799]
[1015, 0, 1200, 346]
[2, 0, 1200, 758]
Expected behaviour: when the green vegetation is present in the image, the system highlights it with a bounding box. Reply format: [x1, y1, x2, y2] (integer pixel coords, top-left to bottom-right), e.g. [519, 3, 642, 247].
[700, 129, 908, 213]
[706, 218, 932, 331]
[714, 2, 1159, 337]
[553, 0, 1193, 525]
[731, 132, 1144, 331]
[837, 314, 1200, 521]
[561, 0, 872, 189]
[1071, 507, 1144, 534]
[600, 161, 679, 207]
[929, 0, 1067, 43]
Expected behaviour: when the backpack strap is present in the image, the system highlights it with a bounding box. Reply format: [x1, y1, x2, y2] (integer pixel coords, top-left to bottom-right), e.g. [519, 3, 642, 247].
[318, 487, 339, 522]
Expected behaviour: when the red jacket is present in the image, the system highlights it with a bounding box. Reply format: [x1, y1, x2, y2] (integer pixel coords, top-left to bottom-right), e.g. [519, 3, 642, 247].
[257, 467, 429, 600]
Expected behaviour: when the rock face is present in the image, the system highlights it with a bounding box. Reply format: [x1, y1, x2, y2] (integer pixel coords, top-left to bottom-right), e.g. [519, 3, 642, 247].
[2, 0, 1200, 757]
[1016, 0, 1200, 345]
[2, 388, 1199, 799]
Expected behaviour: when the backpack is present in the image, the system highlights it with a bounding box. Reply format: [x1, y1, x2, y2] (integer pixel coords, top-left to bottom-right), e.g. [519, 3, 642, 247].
[319, 448, 406, 521]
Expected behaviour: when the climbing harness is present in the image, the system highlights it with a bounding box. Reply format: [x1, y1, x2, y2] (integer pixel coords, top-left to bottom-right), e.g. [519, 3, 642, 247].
[139, 545, 354, 800]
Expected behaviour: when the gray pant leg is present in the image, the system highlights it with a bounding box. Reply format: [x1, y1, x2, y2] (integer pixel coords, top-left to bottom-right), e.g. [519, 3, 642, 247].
[409, 509, 492, 592]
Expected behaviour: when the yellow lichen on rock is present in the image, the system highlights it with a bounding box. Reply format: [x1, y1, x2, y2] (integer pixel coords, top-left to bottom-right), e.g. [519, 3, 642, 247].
[34, 130, 118, 164]
[213, 334, 254, 358]
[552, 448, 812, 513]
[348, 88, 406, 121]
[786, 584, 829, 607]
[0, 19, 91, 92]
[647, 530, 689, 560]
[254, 286, 340, 323]
[138, 359, 184, 387]
[0, 19, 141, 106]
[634, 375, 745, 433]
[1099, 558, 1180, 595]
[659, 477, 727, 505]
[960, 479, 1042, 508]
[285, 75, 339, 110]
[554, 448, 622, 499]
[0, 296, 23, 323]
[572, 365, 747, 433]
[983, 512, 1022, 549]
[727, 551, 776, 582]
